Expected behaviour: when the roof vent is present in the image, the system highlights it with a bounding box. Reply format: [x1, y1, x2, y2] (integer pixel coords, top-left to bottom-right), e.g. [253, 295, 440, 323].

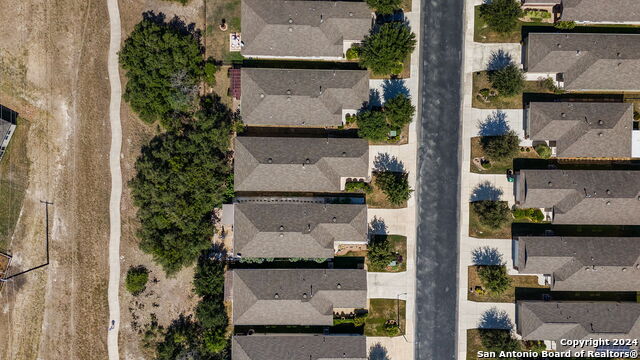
[606, 201, 611, 206]
[288, 27, 293, 32]
[274, 293, 279, 299]
[332, 216, 337, 222]
[598, 132, 603, 137]
[302, 293, 308, 299]
[576, 50, 581, 56]
[288, 18, 293, 24]
[617, 52, 621, 57]
[622, 268, 627, 272]
[606, 189, 611, 195]
[548, 181, 553, 187]
[307, 224, 311, 231]
[336, 283, 342, 289]
[556, 43, 561, 48]
[320, 14, 324, 23]
[287, 89, 291, 95]
[267, 157, 273, 163]
[260, 93, 265, 98]
[349, 12, 353, 16]
[305, 158, 310, 164]
[280, 225, 285, 231]
[342, 151, 347, 157]
[561, 112, 566, 118]
[279, 233, 284, 237]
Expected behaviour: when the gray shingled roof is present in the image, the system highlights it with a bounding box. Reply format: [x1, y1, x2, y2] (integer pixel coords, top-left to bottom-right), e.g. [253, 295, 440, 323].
[233, 202, 368, 258]
[561, 0, 640, 23]
[241, 68, 369, 127]
[517, 301, 640, 349]
[231, 269, 367, 326]
[232, 335, 367, 360]
[0, 118, 12, 141]
[528, 102, 633, 158]
[525, 33, 640, 91]
[241, 0, 372, 58]
[0, 105, 17, 141]
[234, 136, 369, 193]
[516, 169, 640, 225]
[516, 236, 640, 291]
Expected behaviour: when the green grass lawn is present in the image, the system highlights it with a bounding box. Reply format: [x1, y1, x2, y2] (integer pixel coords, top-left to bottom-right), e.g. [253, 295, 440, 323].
[468, 266, 548, 303]
[366, 174, 408, 209]
[0, 119, 30, 250]
[472, 71, 554, 109]
[364, 299, 406, 337]
[469, 201, 512, 239]
[470, 137, 541, 174]
[205, 0, 242, 64]
[367, 235, 407, 272]
[466, 329, 546, 360]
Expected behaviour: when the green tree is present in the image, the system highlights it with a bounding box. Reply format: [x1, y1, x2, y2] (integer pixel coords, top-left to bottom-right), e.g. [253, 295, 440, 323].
[204, 59, 218, 86]
[356, 110, 391, 141]
[119, 12, 204, 128]
[359, 22, 416, 76]
[366, 0, 402, 15]
[471, 200, 511, 229]
[155, 315, 200, 360]
[367, 236, 396, 271]
[481, 131, 520, 160]
[479, 329, 520, 353]
[477, 265, 512, 294]
[384, 93, 415, 129]
[534, 143, 551, 159]
[375, 171, 413, 206]
[488, 63, 524, 97]
[195, 300, 228, 329]
[479, 0, 523, 33]
[193, 253, 226, 298]
[125, 266, 149, 295]
[130, 95, 234, 274]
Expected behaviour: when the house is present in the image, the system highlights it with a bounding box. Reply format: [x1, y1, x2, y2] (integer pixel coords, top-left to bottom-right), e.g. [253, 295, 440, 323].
[230, 268, 367, 326]
[517, 301, 640, 350]
[560, 0, 640, 25]
[523, 33, 640, 92]
[526, 102, 633, 158]
[514, 236, 640, 291]
[0, 105, 18, 162]
[514, 169, 640, 225]
[231, 335, 367, 360]
[241, 68, 369, 127]
[241, 0, 373, 60]
[234, 136, 369, 193]
[230, 201, 368, 259]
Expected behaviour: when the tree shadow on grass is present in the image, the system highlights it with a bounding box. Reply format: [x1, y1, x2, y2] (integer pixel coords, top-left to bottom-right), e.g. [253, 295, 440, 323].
[477, 110, 510, 136]
[381, 78, 410, 102]
[472, 246, 504, 266]
[478, 307, 513, 330]
[487, 49, 513, 71]
[369, 343, 391, 360]
[470, 181, 504, 202]
[373, 153, 406, 173]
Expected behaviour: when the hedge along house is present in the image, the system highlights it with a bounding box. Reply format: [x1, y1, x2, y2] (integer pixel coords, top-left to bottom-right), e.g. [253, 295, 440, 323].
[0, 105, 18, 162]
[227, 201, 368, 260]
[231, 335, 367, 360]
[514, 169, 640, 225]
[525, 102, 634, 158]
[521, 0, 640, 25]
[241, 0, 373, 60]
[229, 268, 367, 326]
[514, 236, 640, 291]
[523, 33, 640, 92]
[241, 68, 369, 127]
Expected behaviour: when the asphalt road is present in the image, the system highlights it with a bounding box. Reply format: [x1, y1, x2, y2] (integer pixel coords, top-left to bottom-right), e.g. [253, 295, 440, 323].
[414, 0, 465, 358]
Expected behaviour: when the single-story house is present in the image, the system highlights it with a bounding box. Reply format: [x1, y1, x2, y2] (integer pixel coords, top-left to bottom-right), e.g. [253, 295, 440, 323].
[517, 301, 640, 350]
[0, 105, 18, 162]
[523, 33, 640, 92]
[231, 335, 367, 360]
[514, 236, 640, 291]
[515, 169, 640, 225]
[241, 68, 369, 127]
[230, 268, 367, 326]
[241, 0, 373, 60]
[526, 101, 633, 158]
[229, 201, 368, 259]
[234, 136, 369, 193]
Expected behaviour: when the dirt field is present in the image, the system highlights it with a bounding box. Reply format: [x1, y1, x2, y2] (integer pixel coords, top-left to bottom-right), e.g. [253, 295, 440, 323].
[0, 0, 112, 359]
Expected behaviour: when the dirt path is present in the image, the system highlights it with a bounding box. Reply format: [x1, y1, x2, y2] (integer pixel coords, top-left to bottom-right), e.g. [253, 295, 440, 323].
[107, 0, 123, 357]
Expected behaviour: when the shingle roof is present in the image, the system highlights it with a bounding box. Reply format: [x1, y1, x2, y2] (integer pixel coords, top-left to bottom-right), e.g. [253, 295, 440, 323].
[231, 269, 367, 326]
[0, 105, 17, 140]
[241, 68, 369, 127]
[516, 236, 640, 291]
[561, 0, 640, 23]
[232, 335, 367, 360]
[525, 33, 640, 91]
[234, 136, 369, 193]
[528, 102, 633, 158]
[516, 169, 640, 225]
[233, 202, 368, 258]
[517, 301, 640, 349]
[241, 0, 372, 58]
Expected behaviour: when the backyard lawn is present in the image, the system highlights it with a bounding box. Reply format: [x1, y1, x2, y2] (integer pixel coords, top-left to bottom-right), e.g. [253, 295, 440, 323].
[0, 119, 29, 250]
[366, 174, 408, 209]
[364, 299, 406, 337]
[470, 137, 541, 174]
[367, 235, 407, 272]
[467, 266, 547, 303]
[472, 71, 554, 109]
[205, 0, 243, 63]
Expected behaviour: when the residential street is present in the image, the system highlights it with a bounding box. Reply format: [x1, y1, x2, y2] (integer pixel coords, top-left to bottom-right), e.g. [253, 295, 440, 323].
[415, 0, 465, 359]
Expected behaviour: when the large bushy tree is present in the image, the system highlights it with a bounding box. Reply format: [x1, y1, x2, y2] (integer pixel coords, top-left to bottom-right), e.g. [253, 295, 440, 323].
[356, 110, 390, 141]
[479, 0, 523, 33]
[471, 200, 511, 229]
[488, 63, 524, 97]
[359, 22, 416, 76]
[119, 12, 204, 128]
[130, 95, 234, 274]
[477, 265, 512, 294]
[481, 130, 520, 160]
[384, 93, 415, 129]
[368, 236, 396, 271]
[479, 329, 520, 353]
[366, 0, 402, 15]
[375, 171, 413, 206]
[125, 266, 149, 295]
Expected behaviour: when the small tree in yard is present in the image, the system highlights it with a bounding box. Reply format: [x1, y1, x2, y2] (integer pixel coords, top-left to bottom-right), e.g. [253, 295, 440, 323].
[126, 266, 149, 295]
[488, 63, 524, 97]
[479, 0, 523, 33]
[368, 236, 395, 271]
[384, 94, 415, 129]
[357, 110, 391, 141]
[375, 171, 413, 206]
[359, 22, 416, 76]
[477, 265, 512, 294]
[481, 130, 520, 160]
[479, 329, 520, 353]
[366, 0, 402, 15]
[471, 200, 511, 229]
